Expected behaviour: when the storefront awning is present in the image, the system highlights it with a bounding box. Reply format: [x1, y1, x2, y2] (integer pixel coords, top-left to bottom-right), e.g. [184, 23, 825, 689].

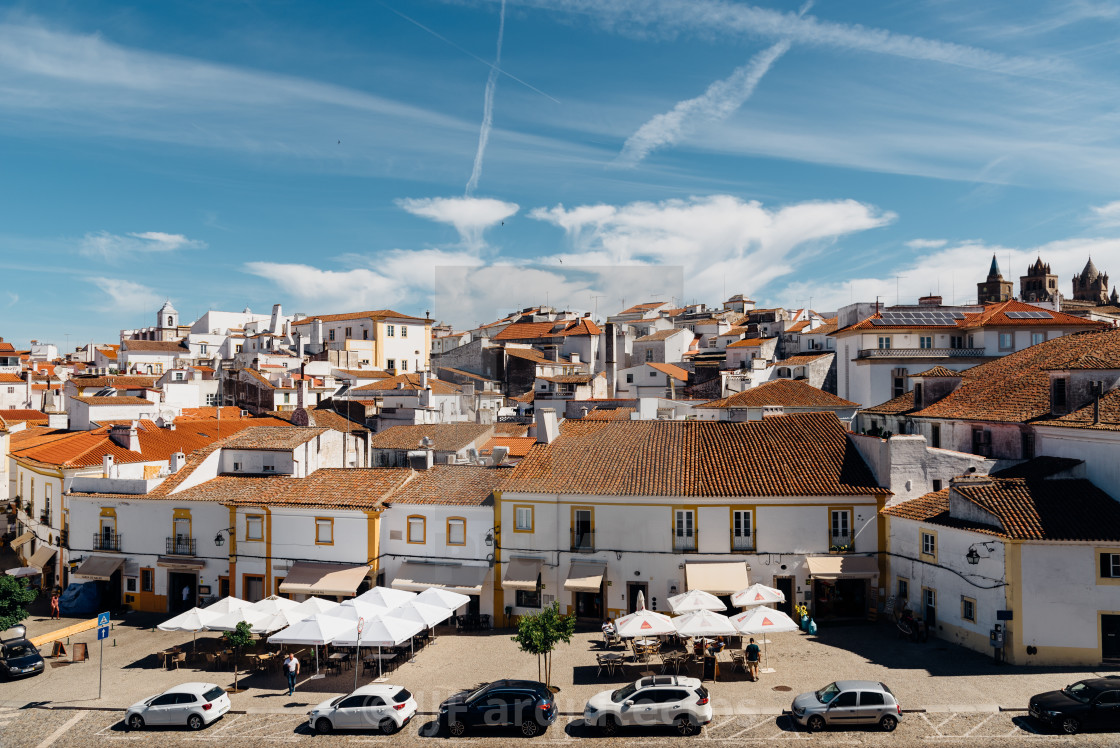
[73, 555, 125, 581]
[563, 561, 606, 593]
[502, 557, 542, 591]
[10, 531, 34, 550]
[685, 561, 749, 595]
[278, 562, 370, 597]
[29, 545, 56, 571]
[806, 555, 879, 580]
[156, 556, 205, 570]
[391, 562, 487, 595]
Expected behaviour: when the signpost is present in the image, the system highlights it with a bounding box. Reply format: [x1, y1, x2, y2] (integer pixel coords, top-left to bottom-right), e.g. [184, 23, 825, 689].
[354, 617, 364, 691]
[97, 612, 110, 700]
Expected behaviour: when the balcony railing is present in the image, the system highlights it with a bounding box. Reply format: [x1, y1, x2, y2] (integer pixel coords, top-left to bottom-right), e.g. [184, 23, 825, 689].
[830, 533, 853, 552]
[731, 531, 756, 552]
[166, 537, 197, 556]
[59, 529, 69, 549]
[39, 511, 50, 526]
[673, 532, 697, 552]
[857, 347, 985, 359]
[571, 529, 595, 553]
[93, 532, 122, 551]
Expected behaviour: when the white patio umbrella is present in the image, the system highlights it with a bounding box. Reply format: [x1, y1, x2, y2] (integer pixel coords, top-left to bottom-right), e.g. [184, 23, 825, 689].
[414, 587, 471, 612]
[5, 567, 40, 578]
[251, 595, 300, 615]
[730, 583, 786, 609]
[157, 606, 222, 653]
[207, 606, 272, 632]
[293, 596, 339, 616]
[729, 606, 799, 674]
[672, 609, 738, 638]
[667, 589, 726, 613]
[354, 586, 416, 610]
[333, 614, 425, 679]
[390, 600, 453, 629]
[250, 608, 309, 635]
[202, 596, 253, 616]
[267, 613, 354, 673]
[326, 599, 391, 622]
[613, 608, 676, 638]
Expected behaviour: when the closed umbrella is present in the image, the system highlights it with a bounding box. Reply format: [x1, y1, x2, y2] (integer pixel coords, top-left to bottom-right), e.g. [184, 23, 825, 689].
[667, 589, 726, 613]
[157, 606, 222, 653]
[354, 586, 416, 609]
[414, 587, 471, 612]
[613, 609, 675, 638]
[333, 614, 425, 679]
[672, 609, 737, 638]
[729, 606, 799, 674]
[730, 583, 786, 608]
[635, 590, 646, 610]
[202, 596, 253, 616]
[251, 595, 300, 615]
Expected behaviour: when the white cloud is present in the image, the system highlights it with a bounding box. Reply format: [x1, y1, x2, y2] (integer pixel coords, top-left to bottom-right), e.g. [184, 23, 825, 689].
[1089, 201, 1120, 227]
[618, 40, 789, 166]
[396, 196, 519, 249]
[91, 277, 162, 312]
[905, 238, 948, 250]
[466, 0, 507, 195]
[5, 292, 17, 308]
[80, 230, 206, 259]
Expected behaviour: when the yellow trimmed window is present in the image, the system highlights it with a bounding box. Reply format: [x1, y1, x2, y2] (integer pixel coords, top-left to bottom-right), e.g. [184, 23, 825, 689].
[407, 515, 426, 544]
[315, 518, 334, 545]
[447, 517, 465, 546]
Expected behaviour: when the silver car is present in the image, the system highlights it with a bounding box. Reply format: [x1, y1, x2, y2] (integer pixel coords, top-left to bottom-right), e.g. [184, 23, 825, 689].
[791, 680, 901, 732]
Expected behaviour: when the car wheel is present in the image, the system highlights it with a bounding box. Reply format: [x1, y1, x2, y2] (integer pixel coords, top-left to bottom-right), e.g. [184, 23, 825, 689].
[379, 718, 396, 735]
[880, 715, 898, 732]
[315, 718, 333, 735]
[521, 719, 540, 737]
[598, 715, 619, 736]
[1060, 716, 1080, 735]
[127, 714, 145, 731]
[675, 715, 697, 736]
[447, 719, 466, 737]
[187, 714, 204, 731]
[806, 714, 826, 732]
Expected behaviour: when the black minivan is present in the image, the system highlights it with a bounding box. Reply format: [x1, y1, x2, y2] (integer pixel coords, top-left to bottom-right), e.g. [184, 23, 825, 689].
[1028, 677, 1120, 734]
[438, 680, 557, 737]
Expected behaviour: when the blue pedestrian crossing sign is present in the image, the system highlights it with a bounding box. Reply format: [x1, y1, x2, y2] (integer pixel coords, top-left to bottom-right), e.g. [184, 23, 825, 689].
[97, 612, 110, 627]
[97, 626, 109, 641]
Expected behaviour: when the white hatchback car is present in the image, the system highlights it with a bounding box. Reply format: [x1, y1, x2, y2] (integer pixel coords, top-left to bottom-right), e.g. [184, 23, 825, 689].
[309, 684, 418, 734]
[584, 675, 712, 736]
[126, 682, 231, 731]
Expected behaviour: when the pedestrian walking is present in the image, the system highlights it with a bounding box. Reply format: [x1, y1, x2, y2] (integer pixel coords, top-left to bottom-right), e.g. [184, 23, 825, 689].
[50, 589, 61, 620]
[745, 637, 761, 681]
[284, 653, 300, 696]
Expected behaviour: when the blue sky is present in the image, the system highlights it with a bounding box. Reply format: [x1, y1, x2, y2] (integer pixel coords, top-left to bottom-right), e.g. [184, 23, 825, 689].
[3, 0, 1120, 347]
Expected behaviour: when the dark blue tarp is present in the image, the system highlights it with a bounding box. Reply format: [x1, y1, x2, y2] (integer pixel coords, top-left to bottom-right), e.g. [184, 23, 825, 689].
[59, 581, 101, 616]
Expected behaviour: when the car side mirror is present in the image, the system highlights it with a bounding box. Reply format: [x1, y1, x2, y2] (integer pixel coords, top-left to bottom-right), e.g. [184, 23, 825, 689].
[624, 700, 634, 707]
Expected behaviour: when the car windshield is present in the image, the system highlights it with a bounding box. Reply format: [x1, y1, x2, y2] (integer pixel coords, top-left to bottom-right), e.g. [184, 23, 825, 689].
[2, 643, 35, 658]
[202, 687, 224, 702]
[464, 684, 491, 703]
[329, 696, 346, 707]
[815, 683, 841, 704]
[611, 683, 640, 703]
[1062, 682, 1100, 704]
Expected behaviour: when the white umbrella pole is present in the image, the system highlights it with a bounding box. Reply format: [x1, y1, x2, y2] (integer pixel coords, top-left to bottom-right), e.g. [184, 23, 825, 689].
[378, 646, 382, 680]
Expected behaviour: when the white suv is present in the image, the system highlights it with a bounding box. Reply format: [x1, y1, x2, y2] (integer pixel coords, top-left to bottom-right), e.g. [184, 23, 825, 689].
[309, 684, 418, 734]
[584, 675, 712, 736]
[126, 682, 231, 730]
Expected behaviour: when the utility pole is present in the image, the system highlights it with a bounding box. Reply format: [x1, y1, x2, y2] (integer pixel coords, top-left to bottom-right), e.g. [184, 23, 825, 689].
[589, 295, 606, 322]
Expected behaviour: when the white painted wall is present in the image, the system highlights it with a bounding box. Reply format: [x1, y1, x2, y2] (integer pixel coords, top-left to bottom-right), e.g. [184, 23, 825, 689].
[1034, 426, 1120, 500]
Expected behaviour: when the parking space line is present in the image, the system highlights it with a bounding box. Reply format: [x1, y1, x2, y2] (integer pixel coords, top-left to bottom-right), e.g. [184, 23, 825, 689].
[35, 711, 86, 748]
[961, 713, 996, 736]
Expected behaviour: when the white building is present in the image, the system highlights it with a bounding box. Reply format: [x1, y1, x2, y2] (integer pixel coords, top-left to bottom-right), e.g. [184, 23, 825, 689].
[291, 309, 434, 374]
[692, 379, 859, 424]
[615, 363, 688, 399]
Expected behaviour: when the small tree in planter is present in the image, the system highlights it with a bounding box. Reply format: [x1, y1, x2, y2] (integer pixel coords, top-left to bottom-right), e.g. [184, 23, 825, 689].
[0, 575, 37, 632]
[222, 621, 254, 693]
[510, 602, 575, 691]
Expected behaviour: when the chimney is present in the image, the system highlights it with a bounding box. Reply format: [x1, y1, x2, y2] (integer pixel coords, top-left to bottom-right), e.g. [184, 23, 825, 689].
[169, 451, 186, 473]
[103, 454, 114, 478]
[490, 445, 510, 466]
[270, 303, 283, 334]
[536, 407, 560, 444]
[918, 295, 943, 307]
[419, 370, 429, 389]
[570, 353, 580, 364]
[108, 422, 141, 451]
[407, 448, 434, 471]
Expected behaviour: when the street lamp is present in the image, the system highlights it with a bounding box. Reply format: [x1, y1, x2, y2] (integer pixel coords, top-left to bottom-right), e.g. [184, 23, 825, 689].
[214, 527, 235, 547]
[965, 541, 995, 565]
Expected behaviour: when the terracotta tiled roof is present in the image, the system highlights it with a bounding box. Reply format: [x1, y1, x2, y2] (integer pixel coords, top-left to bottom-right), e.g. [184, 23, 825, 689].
[503, 347, 552, 364]
[768, 353, 834, 367]
[241, 368, 274, 389]
[178, 407, 250, 421]
[368, 423, 493, 452]
[881, 477, 1120, 541]
[0, 409, 49, 425]
[991, 456, 1083, 480]
[859, 390, 917, 416]
[387, 465, 501, 505]
[1045, 388, 1120, 432]
[122, 340, 189, 353]
[960, 300, 1105, 329]
[352, 373, 461, 396]
[0, 342, 15, 353]
[647, 363, 689, 381]
[68, 375, 160, 389]
[291, 309, 429, 325]
[220, 426, 327, 450]
[437, 367, 497, 384]
[912, 329, 1120, 424]
[480, 436, 538, 457]
[727, 337, 766, 348]
[494, 318, 601, 341]
[561, 319, 602, 336]
[269, 407, 369, 434]
[0, 373, 23, 383]
[72, 396, 154, 406]
[619, 302, 667, 315]
[696, 380, 858, 410]
[512, 390, 535, 404]
[910, 366, 962, 378]
[334, 369, 391, 378]
[635, 329, 687, 342]
[501, 412, 887, 497]
[492, 423, 530, 436]
[785, 320, 812, 333]
[539, 374, 595, 384]
[582, 407, 635, 421]
[170, 468, 413, 508]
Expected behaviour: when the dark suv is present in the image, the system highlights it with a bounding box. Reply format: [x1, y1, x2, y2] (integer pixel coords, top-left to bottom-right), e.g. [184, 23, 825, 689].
[438, 680, 557, 737]
[1029, 677, 1120, 734]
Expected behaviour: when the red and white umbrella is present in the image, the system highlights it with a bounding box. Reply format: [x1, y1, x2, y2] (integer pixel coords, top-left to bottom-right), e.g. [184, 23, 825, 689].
[730, 583, 786, 608]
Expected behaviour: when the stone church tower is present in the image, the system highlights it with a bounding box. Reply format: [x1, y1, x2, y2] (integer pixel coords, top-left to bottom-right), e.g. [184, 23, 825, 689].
[977, 255, 1013, 304]
[1072, 257, 1110, 305]
[1019, 256, 1059, 304]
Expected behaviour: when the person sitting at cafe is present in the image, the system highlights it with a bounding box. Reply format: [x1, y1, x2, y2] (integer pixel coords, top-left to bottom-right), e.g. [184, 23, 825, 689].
[601, 619, 616, 646]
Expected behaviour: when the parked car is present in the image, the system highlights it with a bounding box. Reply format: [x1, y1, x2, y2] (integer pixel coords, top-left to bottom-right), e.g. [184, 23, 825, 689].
[1028, 677, 1120, 734]
[125, 682, 231, 730]
[0, 628, 45, 680]
[791, 680, 901, 732]
[309, 684, 417, 734]
[584, 675, 711, 736]
[438, 679, 557, 737]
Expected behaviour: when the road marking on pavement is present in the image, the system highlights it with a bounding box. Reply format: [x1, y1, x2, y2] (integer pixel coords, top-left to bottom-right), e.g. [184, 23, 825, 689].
[34, 711, 86, 748]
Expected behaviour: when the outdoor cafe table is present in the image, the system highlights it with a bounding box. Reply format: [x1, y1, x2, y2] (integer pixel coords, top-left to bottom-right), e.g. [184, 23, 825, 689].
[328, 652, 352, 671]
[156, 648, 181, 669]
[634, 639, 658, 647]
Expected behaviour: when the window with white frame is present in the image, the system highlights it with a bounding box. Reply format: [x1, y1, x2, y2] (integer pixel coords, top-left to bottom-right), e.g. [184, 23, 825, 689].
[246, 515, 264, 541]
[400, 325, 407, 338]
[407, 516, 425, 543]
[1101, 552, 1120, 579]
[921, 531, 936, 556]
[732, 509, 753, 550]
[878, 336, 891, 350]
[1031, 332, 1045, 346]
[961, 596, 976, 622]
[447, 518, 465, 546]
[674, 509, 696, 550]
[515, 506, 533, 531]
[830, 509, 851, 545]
[386, 325, 395, 336]
[999, 332, 1014, 350]
[386, 358, 396, 370]
[919, 336, 933, 349]
[315, 518, 333, 544]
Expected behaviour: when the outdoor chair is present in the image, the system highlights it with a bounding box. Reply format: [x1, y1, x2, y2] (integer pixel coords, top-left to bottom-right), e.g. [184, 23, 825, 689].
[171, 652, 186, 670]
[479, 614, 491, 630]
[729, 651, 747, 674]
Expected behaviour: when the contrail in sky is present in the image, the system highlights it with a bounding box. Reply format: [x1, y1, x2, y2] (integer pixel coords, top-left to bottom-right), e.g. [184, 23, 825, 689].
[466, 0, 507, 195]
